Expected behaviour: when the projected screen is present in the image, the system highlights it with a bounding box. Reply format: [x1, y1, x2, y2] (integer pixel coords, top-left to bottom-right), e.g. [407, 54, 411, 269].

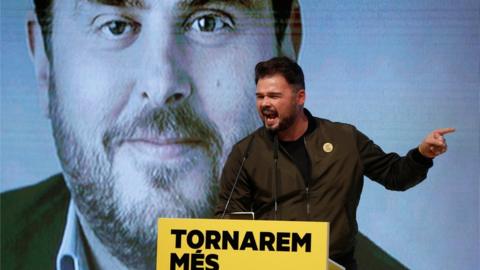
[1, 1, 478, 269]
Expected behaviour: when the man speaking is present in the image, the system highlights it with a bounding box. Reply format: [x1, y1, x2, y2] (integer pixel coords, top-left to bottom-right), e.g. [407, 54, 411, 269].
[215, 57, 454, 270]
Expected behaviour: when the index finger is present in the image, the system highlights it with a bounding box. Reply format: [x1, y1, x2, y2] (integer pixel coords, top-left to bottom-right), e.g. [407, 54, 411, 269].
[435, 127, 456, 135]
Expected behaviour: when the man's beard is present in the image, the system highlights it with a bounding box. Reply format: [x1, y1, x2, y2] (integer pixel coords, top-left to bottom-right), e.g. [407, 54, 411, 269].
[49, 84, 224, 269]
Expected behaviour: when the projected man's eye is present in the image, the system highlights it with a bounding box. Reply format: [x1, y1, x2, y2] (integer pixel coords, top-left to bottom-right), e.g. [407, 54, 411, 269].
[185, 10, 234, 33]
[191, 15, 231, 32]
[183, 10, 235, 45]
[92, 15, 141, 49]
[100, 20, 138, 39]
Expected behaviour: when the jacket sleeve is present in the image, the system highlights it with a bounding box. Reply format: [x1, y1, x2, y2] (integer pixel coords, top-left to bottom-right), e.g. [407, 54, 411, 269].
[214, 143, 253, 217]
[356, 128, 433, 191]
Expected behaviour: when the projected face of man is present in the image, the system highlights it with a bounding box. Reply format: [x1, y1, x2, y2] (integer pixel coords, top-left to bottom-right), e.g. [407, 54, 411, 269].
[29, 0, 300, 267]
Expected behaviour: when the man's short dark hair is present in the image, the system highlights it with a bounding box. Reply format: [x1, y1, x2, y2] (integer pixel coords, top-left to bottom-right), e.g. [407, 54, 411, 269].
[33, 0, 296, 58]
[254, 56, 305, 91]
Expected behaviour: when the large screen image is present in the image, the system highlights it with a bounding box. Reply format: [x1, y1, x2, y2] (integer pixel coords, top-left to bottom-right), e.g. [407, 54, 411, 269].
[1, 0, 478, 269]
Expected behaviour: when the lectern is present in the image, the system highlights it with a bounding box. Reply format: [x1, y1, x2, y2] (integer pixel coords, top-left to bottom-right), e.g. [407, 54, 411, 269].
[156, 218, 344, 270]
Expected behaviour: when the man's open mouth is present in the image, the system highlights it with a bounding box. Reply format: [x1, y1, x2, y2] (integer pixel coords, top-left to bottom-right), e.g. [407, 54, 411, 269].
[262, 108, 278, 119]
[261, 108, 278, 126]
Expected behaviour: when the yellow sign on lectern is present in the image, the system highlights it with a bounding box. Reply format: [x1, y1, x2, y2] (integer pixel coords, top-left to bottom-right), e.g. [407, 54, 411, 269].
[156, 218, 329, 270]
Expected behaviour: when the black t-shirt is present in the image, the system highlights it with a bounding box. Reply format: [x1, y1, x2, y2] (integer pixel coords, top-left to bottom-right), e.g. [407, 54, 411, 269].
[279, 119, 315, 186]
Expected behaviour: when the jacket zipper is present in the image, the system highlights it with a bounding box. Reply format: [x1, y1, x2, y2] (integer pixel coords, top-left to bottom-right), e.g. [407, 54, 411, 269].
[304, 137, 311, 220]
[277, 137, 312, 220]
[306, 186, 310, 218]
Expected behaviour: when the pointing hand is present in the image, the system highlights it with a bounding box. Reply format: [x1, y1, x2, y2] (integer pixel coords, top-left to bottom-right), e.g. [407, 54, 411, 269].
[418, 128, 455, 158]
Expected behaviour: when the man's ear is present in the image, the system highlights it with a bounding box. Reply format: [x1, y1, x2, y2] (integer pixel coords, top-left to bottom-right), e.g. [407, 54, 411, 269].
[26, 11, 51, 118]
[296, 89, 305, 106]
[279, 0, 302, 60]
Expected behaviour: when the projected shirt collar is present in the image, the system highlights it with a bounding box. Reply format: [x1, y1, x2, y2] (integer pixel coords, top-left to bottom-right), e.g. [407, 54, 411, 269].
[56, 201, 90, 270]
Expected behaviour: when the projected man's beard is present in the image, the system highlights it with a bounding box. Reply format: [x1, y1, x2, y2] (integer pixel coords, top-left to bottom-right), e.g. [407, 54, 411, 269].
[49, 83, 223, 268]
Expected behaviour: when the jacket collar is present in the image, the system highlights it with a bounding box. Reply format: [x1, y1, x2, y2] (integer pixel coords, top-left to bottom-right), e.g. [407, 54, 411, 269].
[304, 108, 317, 135]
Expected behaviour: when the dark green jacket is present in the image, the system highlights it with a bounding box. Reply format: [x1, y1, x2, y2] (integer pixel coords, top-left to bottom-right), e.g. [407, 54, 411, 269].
[216, 110, 431, 264]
